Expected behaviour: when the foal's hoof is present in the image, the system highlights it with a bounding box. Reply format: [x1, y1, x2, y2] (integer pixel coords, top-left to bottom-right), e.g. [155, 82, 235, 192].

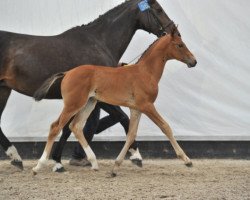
[105, 171, 117, 178]
[11, 160, 23, 170]
[90, 160, 99, 171]
[91, 166, 99, 171]
[110, 171, 117, 177]
[185, 161, 193, 167]
[131, 159, 143, 168]
[32, 169, 37, 176]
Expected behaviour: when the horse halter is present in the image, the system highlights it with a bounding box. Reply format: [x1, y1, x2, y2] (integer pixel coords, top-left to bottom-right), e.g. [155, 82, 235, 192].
[147, 8, 174, 36]
[137, 0, 174, 36]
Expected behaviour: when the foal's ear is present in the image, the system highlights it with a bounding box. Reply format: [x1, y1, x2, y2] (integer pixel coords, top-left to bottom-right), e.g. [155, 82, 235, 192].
[170, 24, 178, 37]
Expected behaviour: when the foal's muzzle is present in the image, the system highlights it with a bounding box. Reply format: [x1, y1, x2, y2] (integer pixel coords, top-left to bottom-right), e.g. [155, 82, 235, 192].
[187, 59, 197, 68]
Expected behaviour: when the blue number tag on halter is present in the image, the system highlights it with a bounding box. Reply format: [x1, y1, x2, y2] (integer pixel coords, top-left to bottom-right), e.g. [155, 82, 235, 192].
[138, 0, 150, 12]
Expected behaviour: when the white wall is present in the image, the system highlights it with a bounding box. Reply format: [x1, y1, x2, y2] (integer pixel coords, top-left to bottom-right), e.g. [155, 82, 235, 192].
[1, 0, 250, 141]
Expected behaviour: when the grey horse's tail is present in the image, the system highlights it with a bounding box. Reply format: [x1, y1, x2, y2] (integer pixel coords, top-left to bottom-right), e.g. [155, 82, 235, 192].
[34, 72, 65, 101]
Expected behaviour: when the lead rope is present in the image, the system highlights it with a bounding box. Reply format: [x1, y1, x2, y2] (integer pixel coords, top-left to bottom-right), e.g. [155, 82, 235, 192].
[126, 52, 144, 64]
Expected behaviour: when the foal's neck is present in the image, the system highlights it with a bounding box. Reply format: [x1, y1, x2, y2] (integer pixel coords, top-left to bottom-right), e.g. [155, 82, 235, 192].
[138, 37, 171, 83]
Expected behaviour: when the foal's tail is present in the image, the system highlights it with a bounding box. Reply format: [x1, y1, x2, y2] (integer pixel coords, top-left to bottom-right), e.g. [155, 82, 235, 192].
[34, 72, 66, 101]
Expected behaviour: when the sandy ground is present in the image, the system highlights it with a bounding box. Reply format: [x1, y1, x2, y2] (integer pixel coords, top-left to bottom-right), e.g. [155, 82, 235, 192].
[0, 159, 249, 200]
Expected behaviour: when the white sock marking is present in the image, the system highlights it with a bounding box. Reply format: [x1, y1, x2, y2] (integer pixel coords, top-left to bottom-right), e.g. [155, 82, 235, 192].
[6, 145, 22, 161]
[52, 162, 64, 172]
[129, 148, 142, 160]
[84, 145, 98, 170]
[33, 151, 49, 173]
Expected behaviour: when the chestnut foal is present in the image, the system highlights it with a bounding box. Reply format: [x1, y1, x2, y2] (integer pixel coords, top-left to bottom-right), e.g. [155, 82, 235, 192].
[32, 26, 197, 175]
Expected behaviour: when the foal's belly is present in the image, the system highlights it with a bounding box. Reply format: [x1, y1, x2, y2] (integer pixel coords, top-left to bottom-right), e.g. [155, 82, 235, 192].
[94, 83, 135, 108]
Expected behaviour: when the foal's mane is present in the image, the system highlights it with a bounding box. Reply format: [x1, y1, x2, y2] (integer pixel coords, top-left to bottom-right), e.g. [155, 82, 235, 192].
[136, 37, 162, 63]
[136, 25, 178, 63]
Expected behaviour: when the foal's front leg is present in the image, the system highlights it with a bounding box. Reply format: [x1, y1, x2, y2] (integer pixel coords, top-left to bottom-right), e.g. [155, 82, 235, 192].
[111, 109, 141, 176]
[144, 104, 192, 166]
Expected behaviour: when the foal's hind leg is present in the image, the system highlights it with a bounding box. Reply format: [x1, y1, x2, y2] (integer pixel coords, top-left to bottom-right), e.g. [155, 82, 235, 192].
[144, 104, 192, 166]
[32, 108, 76, 174]
[69, 98, 99, 170]
[111, 109, 141, 176]
[98, 103, 143, 167]
[0, 86, 23, 169]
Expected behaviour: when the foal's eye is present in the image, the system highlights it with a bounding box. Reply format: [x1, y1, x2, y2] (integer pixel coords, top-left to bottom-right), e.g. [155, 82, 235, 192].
[177, 44, 184, 48]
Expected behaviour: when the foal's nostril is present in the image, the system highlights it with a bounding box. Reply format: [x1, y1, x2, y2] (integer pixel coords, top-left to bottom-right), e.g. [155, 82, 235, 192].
[193, 60, 197, 67]
[187, 59, 197, 68]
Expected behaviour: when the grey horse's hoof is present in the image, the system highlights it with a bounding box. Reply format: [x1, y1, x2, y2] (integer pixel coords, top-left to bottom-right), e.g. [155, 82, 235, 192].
[131, 159, 143, 168]
[11, 160, 23, 170]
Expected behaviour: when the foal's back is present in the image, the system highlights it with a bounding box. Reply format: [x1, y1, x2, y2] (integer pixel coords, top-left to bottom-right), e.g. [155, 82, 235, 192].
[62, 64, 142, 108]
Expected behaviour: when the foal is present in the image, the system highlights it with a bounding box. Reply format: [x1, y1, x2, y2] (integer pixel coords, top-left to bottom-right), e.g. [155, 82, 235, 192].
[32, 26, 197, 175]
